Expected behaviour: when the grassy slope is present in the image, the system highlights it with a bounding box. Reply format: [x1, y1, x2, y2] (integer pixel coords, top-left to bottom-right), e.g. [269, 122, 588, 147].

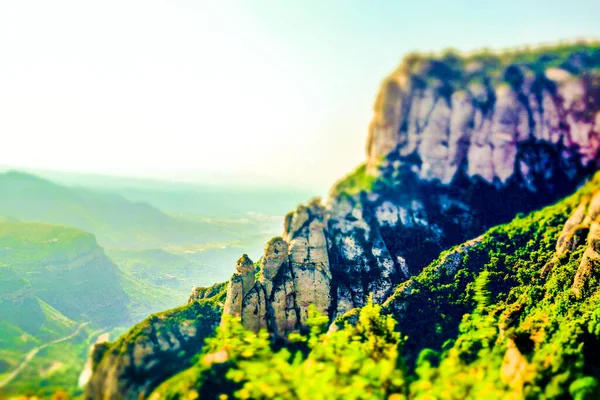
[0, 221, 128, 325]
[0, 222, 98, 267]
[86, 284, 226, 400]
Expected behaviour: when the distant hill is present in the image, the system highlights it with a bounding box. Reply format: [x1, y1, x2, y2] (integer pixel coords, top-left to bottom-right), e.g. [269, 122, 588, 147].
[0, 266, 78, 359]
[0, 221, 188, 397]
[0, 221, 129, 326]
[106, 248, 216, 294]
[0, 166, 320, 217]
[0, 171, 245, 249]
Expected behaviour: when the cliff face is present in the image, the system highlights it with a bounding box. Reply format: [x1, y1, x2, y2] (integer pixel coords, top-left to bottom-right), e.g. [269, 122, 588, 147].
[85, 291, 224, 400]
[223, 44, 600, 336]
[366, 48, 600, 183]
[224, 202, 332, 336]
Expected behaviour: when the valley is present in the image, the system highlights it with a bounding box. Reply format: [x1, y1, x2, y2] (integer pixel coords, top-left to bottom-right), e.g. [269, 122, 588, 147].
[2, 3, 600, 396]
[0, 171, 305, 398]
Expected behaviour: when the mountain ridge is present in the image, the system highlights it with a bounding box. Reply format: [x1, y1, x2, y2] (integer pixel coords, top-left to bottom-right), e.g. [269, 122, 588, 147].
[221, 42, 600, 337]
[86, 42, 600, 399]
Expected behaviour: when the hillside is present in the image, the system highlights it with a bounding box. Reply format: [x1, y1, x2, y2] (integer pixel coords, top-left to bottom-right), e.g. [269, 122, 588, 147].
[0, 219, 224, 398]
[219, 42, 600, 337]
[88, 170, 600, 400]
[0, 268, 77, 358]
[0, 171, 246, 249]
[136, 163, 600, 400]
[0, 222, 129, 325]
[0, 222, 129, 398]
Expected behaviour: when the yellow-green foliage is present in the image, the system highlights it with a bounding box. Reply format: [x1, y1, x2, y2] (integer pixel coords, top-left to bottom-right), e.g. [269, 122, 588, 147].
[153, 173, 600, 400]
[410, 272, 511, 400]
[154, 301, 407, 400]
[330, 164, 377, 197]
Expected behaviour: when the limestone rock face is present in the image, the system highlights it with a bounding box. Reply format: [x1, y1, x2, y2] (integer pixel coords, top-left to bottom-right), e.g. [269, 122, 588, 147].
[85, 299, 221, 400]
[223, 254, 256, 318]
[568, 192, 600, 297]
[223, 45, 600, 336]
[367, 56, 600, 187]
[222, 201, 332, 336]
[88, 44, 600, 398]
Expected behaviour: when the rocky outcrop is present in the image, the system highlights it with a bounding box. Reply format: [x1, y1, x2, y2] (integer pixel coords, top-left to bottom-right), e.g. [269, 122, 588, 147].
[222, 44, 600, 336]
[85, 297, 222, 400]
[222, 201, 332, 336]
[366, 51, 600, 187]
[541, 189, 600, 297]
[187, 281, 227, 304]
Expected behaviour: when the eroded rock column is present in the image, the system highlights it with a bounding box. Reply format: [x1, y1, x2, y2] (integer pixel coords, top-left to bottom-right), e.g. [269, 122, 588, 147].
[222, 200, 332, 336]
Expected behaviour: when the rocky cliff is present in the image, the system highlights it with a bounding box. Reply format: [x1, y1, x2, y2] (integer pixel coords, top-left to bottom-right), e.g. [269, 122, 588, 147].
[85, 287, 225, 400]
[222, 43, 600, 336]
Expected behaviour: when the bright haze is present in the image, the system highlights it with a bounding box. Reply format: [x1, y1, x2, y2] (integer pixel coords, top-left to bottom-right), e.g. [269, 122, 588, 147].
[1, 0, 600, 189]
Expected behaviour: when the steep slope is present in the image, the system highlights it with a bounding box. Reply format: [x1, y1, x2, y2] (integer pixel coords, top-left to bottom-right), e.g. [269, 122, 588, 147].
[0, 222, 129, 398]
[221, 42, 600, 336]
[0, 268, 77, 361]
[145, 169, 600, 400]
[0, 220, 226, 398]
[0, 171, 241, 249]
[374, 170, 600, 398]
[85, 42, 600, 399]
[85, 283, 226, 400]
[0, 221, 129, 325]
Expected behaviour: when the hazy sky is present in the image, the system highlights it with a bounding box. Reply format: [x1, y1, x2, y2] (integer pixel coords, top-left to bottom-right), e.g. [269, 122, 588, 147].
[2, 1, 600, 189]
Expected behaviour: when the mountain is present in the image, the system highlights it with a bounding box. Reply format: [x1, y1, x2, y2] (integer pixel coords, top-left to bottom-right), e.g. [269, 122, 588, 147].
[83, 42, 600, 399]
[0, 220, 214, 398]
[147, 172, 600, 399]
[0, 268, 77, 355]
[0, 221, 129, 326]
[0, 171, 247, 249]
[222, 42, 600, 337]
[1, 167, 320, 217]
[0, 221, 130, 397]
[85, 283, 226, 400]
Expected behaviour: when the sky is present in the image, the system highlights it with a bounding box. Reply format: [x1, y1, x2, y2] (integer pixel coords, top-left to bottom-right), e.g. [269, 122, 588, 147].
[1, 0, 600, 190]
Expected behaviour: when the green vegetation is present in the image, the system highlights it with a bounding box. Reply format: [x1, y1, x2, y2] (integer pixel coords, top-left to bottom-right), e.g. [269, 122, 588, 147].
[151, 300, 407, 400]
[0, 221, 129, 398]
[330, 164, 377, 197]
[150, 172, 600, 399]
[394, 41, 600, 81]
[2, 325, 93, 399]
[0, 221, 128, 326]
[86, 290, 226, 400]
